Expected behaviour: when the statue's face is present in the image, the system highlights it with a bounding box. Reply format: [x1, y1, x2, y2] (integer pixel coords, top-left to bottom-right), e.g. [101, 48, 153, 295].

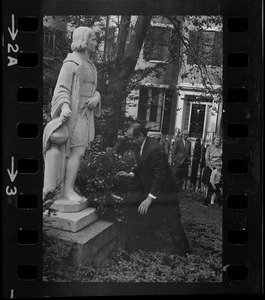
[86, 32, 97, 54]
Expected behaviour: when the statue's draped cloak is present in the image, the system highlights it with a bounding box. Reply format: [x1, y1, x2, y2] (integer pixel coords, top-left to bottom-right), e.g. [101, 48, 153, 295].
[43, 52, 101, 157]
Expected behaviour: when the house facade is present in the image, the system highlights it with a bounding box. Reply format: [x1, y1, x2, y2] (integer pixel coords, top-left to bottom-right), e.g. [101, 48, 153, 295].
[126, 16, 223, 152]
[126, 16, 182, 142]
[175, 20, 223, 147]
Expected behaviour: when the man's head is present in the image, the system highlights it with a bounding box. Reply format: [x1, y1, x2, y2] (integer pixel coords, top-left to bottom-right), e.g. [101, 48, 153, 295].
[182, 130, 189, 140]
[126, 123, 147, 147]
[71, 26, 97, 53]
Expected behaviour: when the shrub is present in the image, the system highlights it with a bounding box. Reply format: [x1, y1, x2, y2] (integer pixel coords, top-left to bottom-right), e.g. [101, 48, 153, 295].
[43, 104, 51, 128]
[75, 135, 137, 221]
[43, 184, 61, 215]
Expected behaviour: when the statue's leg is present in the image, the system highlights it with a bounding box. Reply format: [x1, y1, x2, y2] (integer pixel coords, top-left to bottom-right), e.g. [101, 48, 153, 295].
[63, 146, 84, 202]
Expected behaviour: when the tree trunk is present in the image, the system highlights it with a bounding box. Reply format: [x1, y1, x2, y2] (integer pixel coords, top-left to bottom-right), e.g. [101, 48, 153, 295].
[115, 15, 131, 64]
[111, 15, 152, 83]
[99, 16, 153, 147]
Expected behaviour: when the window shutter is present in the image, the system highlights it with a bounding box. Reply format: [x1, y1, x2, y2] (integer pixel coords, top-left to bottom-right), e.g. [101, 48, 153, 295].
[161, 89, 173, 134]
[144, 27, 170, 61]
[169, 27, 179, 62]
[212, 31, 222, 66]
[184, 101, 191, 131]
[143, 26, 153, 61]
[187, 31, 198, 65]
[138, 86, 149, 120]
[162, 27, 171, 45]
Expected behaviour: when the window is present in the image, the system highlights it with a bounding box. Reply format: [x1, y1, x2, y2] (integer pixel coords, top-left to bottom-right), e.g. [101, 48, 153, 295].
[138, 86, 164, 131]
[189, 104, 206, 138]
[138, 86, 149, 121]
[187, 31, 222, 66]
[143, 26, 171, 61]
[146, 88, 164, 131]
[183, 101, 191, 131]
[138, 86, 172, 132]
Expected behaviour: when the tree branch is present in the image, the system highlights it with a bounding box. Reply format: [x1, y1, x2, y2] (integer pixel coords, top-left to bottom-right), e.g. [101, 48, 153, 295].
[165, 16, 221, 93]
[114, 15, 152, 82]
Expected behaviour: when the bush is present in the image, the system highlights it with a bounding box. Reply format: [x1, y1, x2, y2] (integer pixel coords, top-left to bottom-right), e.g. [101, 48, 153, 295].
[75, 135, 137, 221]
[43, 184, 61, 215]
[43, 232, 73, 282]
[43, 104, 51, 128]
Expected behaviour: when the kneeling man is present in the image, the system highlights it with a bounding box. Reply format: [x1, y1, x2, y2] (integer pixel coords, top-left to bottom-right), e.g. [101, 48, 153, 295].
[116, 123, 190, 257]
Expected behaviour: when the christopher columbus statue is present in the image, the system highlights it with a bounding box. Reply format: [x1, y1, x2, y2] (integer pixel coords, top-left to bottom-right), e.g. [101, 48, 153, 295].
[43, 26, 101, 205]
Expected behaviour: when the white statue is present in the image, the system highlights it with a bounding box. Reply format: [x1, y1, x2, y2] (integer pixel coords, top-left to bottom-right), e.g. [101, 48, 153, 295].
[43, 26, 101, 204]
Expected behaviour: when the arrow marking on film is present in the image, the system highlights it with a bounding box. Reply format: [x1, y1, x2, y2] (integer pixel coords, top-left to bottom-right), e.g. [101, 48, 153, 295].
[8, 14, 18, 41]
[7, 156, 18, 183]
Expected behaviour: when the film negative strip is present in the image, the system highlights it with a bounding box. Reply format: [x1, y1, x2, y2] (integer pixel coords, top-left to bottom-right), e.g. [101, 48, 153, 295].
[2, 0, 263, 296]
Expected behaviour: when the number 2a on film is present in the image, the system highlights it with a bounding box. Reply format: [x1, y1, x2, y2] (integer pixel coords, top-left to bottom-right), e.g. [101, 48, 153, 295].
[7, 14, 19, 67]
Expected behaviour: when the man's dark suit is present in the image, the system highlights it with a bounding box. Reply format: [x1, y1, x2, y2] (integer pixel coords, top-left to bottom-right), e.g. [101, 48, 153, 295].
[172, 138, 191, 189]
[125, 137, 190, 256]
[173, 138, 191, 166]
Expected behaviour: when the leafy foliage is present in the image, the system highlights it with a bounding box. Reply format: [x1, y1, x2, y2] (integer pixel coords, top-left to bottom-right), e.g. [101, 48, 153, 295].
[43, 184, 61, 215]
[43, 233, 74, 282]
[75, 135, 136, 221]
[43, 104, 52, 128]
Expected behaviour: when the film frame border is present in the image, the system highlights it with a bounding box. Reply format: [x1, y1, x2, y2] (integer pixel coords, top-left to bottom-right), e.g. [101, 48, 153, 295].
[2, 0, 263, 296]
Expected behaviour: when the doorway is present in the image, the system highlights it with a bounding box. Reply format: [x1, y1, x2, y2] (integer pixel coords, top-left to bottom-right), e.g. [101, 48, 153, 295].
[189, 103, 206, 138]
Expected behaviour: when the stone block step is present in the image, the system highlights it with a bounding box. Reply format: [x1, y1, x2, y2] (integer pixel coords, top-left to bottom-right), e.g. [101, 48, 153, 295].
[43, 207, 99, 233]
[44, 219, 124, 267]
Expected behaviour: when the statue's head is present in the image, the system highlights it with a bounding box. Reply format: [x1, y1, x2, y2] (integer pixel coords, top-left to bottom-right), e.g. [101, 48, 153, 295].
[71, 26, 95, 52]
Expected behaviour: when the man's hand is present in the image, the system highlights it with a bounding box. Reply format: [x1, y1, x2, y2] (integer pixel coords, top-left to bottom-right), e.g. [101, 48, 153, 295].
[138, 196, 153, 215]
[115, 171, 132, 178]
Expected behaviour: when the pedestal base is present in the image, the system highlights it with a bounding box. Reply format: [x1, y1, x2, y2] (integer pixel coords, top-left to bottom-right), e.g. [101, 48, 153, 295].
[43, 207, 98, 232]
[51, 196, 88, 213]
[43, 219, 124, 268]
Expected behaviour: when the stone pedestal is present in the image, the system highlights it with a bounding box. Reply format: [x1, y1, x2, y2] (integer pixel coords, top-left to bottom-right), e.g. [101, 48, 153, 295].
[44, 219, 122, 267]
[43, 207, 98, 232]
[50, 196, 88, 213]
[43, 202, 125, 269]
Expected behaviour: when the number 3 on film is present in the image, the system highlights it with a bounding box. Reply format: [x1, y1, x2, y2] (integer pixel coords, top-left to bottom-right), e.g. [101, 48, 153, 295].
[7, 14, 19, 67]
[6, 156, 18, 196]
